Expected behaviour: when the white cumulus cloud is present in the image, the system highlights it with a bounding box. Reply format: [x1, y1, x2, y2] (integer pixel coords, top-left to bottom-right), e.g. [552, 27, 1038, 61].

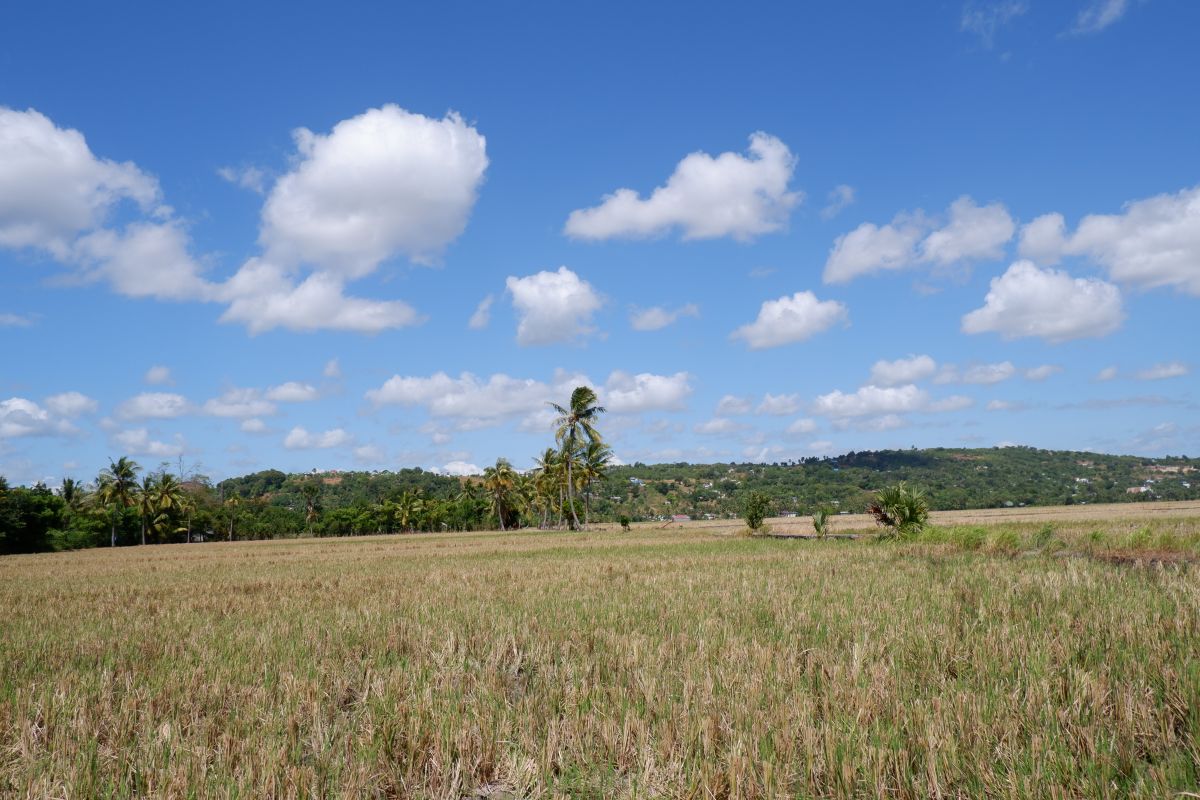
[0, 398, 76, 438]
[564, 132, 800, 241]
[731, 291, 847, 350]
[604, 371, 692, 414]
[756, 393, 802, 416]
[506, 267, 603, 345]
[869, 355, 937, 387]
[114, 428, 184, 457]
[438, 460, 482, 477]
[44, 391, 97, 417]
[824, 196, 1014, 283]
[820, 184, 856, 220]
[261, 105, 487, 276]
[203, 388, 276, 419]
[812, 384, 972, 418]
[266, 381, 318, 402]
[1025, 364, 1063, 381]
[715, 395, 753, 416]
[961, 260, 1125, 342]
[283, 426, 352, 450]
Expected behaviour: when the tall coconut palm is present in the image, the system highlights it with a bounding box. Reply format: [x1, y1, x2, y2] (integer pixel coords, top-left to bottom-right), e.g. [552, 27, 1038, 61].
[136, 475, 157, 545]
[549, 386, 605, 531]
[151, 473, 185, 542]
[96, 457, 140, 547]
[58, 477, 86, 512]
[301, 480, 321, 536]
[483, 458, 520, 531]
[224, 493, 240, 541]
[531, 447, 562, 529]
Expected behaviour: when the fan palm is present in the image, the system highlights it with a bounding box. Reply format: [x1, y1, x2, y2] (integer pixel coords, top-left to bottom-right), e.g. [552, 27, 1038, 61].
[549, 386, 605, 531]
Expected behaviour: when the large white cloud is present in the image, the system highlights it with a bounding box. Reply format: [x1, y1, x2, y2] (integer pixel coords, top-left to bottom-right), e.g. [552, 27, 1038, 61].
[217, 260, 421, 335]
[824, 197, 1014, 283]
[505, 267, 603, 346]
[564, 132, 799, 241]
[261, 105, 488, 276]
[0, 398, 75, 438]
[0, 107, 213, 303]
[1021, 186, 1200, 296]
[366, 369, 690, 424]
[869, 355, 937, 387]
[0, 107, 159, 256]
[961, 260, 1125, 342]
[603, 371, 692, 413]
[731, 291, 847, 350]
[812, 384, 972, 418]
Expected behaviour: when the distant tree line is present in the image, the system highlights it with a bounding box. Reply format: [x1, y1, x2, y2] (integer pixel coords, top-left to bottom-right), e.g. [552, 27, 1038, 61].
[2, 431, 1195, 555]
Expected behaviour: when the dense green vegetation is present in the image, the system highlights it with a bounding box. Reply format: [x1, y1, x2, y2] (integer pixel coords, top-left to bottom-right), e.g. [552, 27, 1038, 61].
[2, 445, 1196, 553]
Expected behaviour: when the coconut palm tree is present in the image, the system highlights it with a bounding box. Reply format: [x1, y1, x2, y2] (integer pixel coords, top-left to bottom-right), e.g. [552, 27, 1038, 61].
[531, 447, 562, 529]
[136, 475, 157, 545]
[224, 493, 241, 541]
[581, 439, 613, 528]
[483, 458, 520, 531]
[58, 477, 86, 512]
[151, 473, 185, 542]
[96, 457, 140, 547]
[549, 386, 605, 531]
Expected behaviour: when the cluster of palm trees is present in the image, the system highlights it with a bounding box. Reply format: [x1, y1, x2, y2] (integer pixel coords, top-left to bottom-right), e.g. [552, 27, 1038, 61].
[481, 386, 613, 531]
[94, 457, 197, 545]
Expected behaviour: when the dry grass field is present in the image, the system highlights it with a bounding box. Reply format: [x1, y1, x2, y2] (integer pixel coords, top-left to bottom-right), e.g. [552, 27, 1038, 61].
[2, 506, 1199, 798]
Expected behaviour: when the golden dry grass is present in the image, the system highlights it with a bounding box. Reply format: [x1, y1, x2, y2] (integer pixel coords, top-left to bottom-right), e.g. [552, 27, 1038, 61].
[2, 515, 1199, 798]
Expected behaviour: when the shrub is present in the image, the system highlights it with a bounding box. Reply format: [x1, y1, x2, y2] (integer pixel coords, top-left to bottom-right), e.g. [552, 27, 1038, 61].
[1128, 526, 1152, 550]
[868, 482, 930, 540]
[741, 491, 770, 532]
[812, 507, 832, 539]
[618, 515, 631, 533]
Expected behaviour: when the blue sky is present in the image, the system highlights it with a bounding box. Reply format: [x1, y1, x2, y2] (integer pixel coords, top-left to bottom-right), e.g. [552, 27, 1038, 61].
[1, 0, 1198, 484]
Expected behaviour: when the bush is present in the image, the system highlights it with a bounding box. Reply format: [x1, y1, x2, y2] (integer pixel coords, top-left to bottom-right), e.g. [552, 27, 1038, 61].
[868, 482, 930, 540]
[812, 507, 832, 539]
[741, 491, 770, 532]
[618, 515, 631, 532]
[1128, 526, 1152, 550]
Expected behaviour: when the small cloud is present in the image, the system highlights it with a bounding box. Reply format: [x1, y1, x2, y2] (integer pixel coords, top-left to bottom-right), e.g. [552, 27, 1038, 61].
[144, 365, 172, 385]
[961, 1, 1028, 48]
[1136, 362, 1189, 381]
[353, 444, 386, 464]
[786, 418, 818, 435]
[266, 381, 319, 402]
[283, 426, 352, 449]
[1024, 364, 1063, 381]
[44, 391, 98, 417]
[756, 393, 802, 416]
[1068, 0, 1130, 35]
[323, 358, 342, 379]
[216, 165, 267, 194]
[820, 185, 856, 220]
[715, 395, 753, 416]
[1096, 366, 1118, 381]
[748, 267, 777, 279]
[240, 418, 268, 434]
[0, 312, 34, 327]
[731, 291, 848, 350]
[437, 460, 481, 477]
[629, 303, 699, 331]
[468, 294, 494, 330]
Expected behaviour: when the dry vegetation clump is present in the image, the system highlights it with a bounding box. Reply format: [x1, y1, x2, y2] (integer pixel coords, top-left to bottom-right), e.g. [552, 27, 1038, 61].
[2, 520, 1199, 798]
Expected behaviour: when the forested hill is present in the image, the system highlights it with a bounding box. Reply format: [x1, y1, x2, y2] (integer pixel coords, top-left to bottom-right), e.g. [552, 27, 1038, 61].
[601, 446, 1197, 520]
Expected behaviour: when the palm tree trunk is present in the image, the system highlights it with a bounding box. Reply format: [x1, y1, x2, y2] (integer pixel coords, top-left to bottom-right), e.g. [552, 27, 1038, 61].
[111, 515, 116, 547]
[140, 516, 146, 546]
[228, 515, 234, 541]
[566, 457, 580, 531]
